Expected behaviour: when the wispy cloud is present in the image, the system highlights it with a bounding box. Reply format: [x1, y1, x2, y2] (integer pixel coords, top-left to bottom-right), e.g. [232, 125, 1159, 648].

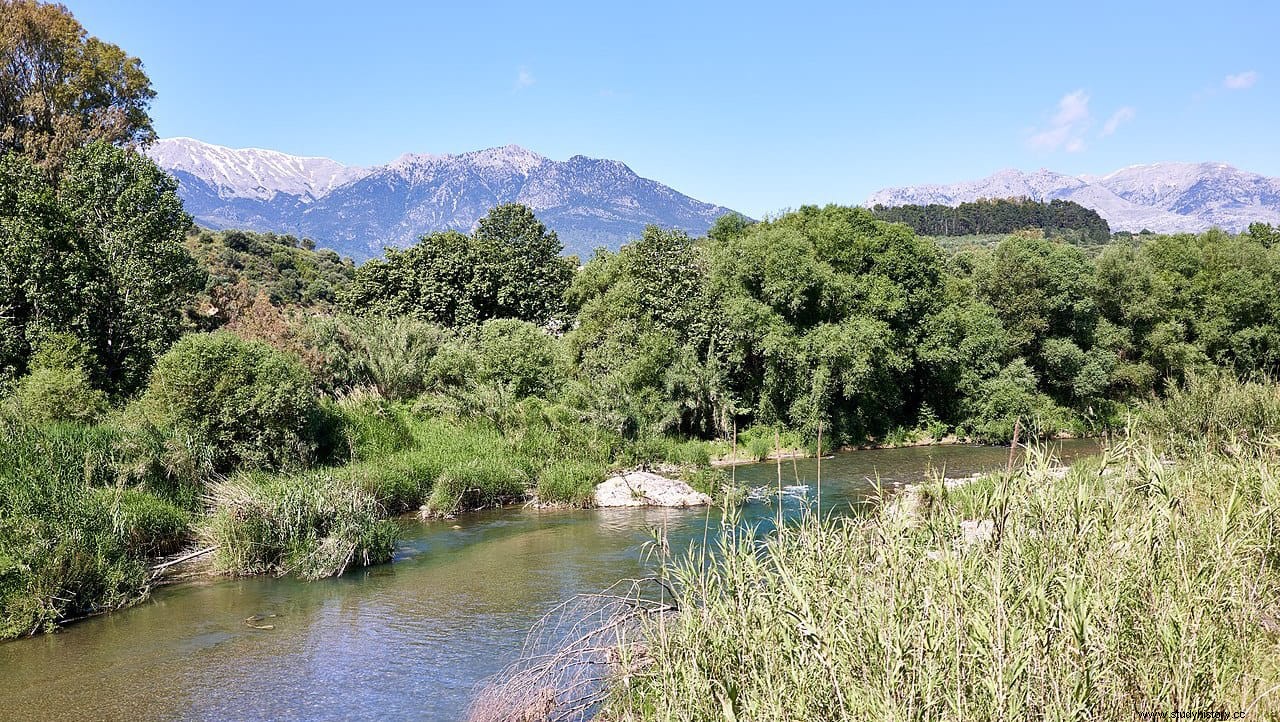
[1028, 90, 1091, 152]
[1223, 70, 1259, 90]
[1100, 106, 1136, 137]
[515, 67, 536, 89]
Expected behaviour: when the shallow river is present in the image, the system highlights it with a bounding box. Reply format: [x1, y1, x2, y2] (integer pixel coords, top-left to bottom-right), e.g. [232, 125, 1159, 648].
[0, 440, 1099, 721]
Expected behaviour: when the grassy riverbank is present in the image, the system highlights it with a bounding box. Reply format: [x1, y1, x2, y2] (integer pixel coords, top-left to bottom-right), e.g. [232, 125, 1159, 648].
[0, 420, 191, 638]
[0, 389, 732, 637]
[202, 397, 626, 579]
[604, 374, 1280, 720]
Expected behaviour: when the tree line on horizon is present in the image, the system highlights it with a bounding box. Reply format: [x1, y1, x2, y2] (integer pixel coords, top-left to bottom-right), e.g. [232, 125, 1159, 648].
[870, 197, 1112, 243]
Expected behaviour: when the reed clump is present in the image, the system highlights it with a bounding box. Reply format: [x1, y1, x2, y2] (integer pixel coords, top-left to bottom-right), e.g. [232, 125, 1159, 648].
[0, 419, 191, 638]
[535, 460, 607, 508]
[607, 374, 1280, 720]
[205, 470, 398, 580]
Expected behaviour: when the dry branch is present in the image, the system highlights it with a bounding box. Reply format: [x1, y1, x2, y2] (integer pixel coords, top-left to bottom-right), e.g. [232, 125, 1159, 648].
[467, 578, 676, 722]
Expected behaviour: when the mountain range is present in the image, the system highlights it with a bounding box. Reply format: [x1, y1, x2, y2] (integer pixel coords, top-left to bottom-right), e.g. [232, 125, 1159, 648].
[148, 138, 739, 261]
[867, 162, 1280, 234]
[152, 138, 1280, 259]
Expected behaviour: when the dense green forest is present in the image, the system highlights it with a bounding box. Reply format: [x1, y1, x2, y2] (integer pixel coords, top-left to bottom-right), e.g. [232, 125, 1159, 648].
[26, 207, 1276, 442]
[871, 197, 1111, 243]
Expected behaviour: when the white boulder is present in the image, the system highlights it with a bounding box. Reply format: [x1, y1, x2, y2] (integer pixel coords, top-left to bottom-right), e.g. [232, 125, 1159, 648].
[594, 471, 712, 508]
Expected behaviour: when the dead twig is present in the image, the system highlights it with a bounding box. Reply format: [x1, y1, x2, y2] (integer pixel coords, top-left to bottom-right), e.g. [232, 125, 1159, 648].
[467, 577, 677, 722]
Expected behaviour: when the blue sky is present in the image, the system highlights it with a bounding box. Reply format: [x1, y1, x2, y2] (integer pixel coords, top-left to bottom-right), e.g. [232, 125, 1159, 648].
[68, 0, 1277, 218]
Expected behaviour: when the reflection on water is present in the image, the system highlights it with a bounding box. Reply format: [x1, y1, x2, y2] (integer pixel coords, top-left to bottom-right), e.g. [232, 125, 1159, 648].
[0, 440, 1099, 721]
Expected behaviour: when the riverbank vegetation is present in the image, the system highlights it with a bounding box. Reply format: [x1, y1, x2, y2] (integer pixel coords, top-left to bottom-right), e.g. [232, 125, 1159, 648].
[601, 373, 1280, 719]
[5, 0, 1280, 641]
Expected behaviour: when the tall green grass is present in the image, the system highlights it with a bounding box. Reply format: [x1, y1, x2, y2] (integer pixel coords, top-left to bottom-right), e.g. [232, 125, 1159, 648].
[737, 424, 805, 461]
[0, 419, 191, 639]
[534, 460, 606, 508]
[424, 458, 528, 515]
[321, 391, 416, 463]
[1139, 369, 1280, 456]
[608, 374, 1280, 719]
[205, 399, 622, 575]
[205, 471, 398, 580]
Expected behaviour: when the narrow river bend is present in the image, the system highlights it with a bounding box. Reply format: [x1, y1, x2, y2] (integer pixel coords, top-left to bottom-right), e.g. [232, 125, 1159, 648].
[0, 440, 1100, 721]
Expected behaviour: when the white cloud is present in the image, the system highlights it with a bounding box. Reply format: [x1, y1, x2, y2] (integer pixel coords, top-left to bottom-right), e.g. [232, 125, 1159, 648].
[1100, 106, 1136, 137]
[515, 67, 536, 89]
[1028, 90, 1091, 152]
[1051, 89, 1090, 126]
[1223, 70, 1259, 90]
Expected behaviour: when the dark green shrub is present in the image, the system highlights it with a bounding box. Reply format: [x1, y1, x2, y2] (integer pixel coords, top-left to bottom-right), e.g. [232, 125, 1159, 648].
[140, 332, 320, 471]
[961, 359, 1069, 443]
[473, 319, 565, 399]
[28, 332, 98, 375]
[10, 332, 108, 424]
[423, 341, 480, 391]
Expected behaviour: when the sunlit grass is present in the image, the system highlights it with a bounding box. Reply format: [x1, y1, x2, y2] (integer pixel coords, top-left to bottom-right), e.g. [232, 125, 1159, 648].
[608, 375, 1280, 720]
[0, 419, 191, 638]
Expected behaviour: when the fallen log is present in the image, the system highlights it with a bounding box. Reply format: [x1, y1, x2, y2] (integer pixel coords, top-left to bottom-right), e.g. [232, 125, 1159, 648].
[150, 545, 218, 574]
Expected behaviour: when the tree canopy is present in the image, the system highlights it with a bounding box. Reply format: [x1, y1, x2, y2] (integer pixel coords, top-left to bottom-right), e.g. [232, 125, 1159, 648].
[0, 142, 199, 393]
[342, 203, 574, 328]
[0, 0, 155, 175]
[557, 210, 1280, 445]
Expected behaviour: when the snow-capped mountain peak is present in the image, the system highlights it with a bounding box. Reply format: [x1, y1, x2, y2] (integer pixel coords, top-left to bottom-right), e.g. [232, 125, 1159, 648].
[148, 137, 739, 261]
[867, 162, 1280, 233]
[149, 137, 370, 202]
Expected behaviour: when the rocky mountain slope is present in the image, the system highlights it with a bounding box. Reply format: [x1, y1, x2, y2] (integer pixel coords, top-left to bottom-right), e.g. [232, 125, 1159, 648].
[148, 138, 737, 261]
[867, 162, 1280, 233]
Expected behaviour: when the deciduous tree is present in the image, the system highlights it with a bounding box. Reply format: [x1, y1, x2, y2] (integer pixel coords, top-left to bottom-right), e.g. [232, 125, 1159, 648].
[0, 0, 156, 175]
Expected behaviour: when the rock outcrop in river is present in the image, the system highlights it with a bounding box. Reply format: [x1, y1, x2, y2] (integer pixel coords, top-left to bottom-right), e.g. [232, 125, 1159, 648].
[594, 471, 712, 508]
